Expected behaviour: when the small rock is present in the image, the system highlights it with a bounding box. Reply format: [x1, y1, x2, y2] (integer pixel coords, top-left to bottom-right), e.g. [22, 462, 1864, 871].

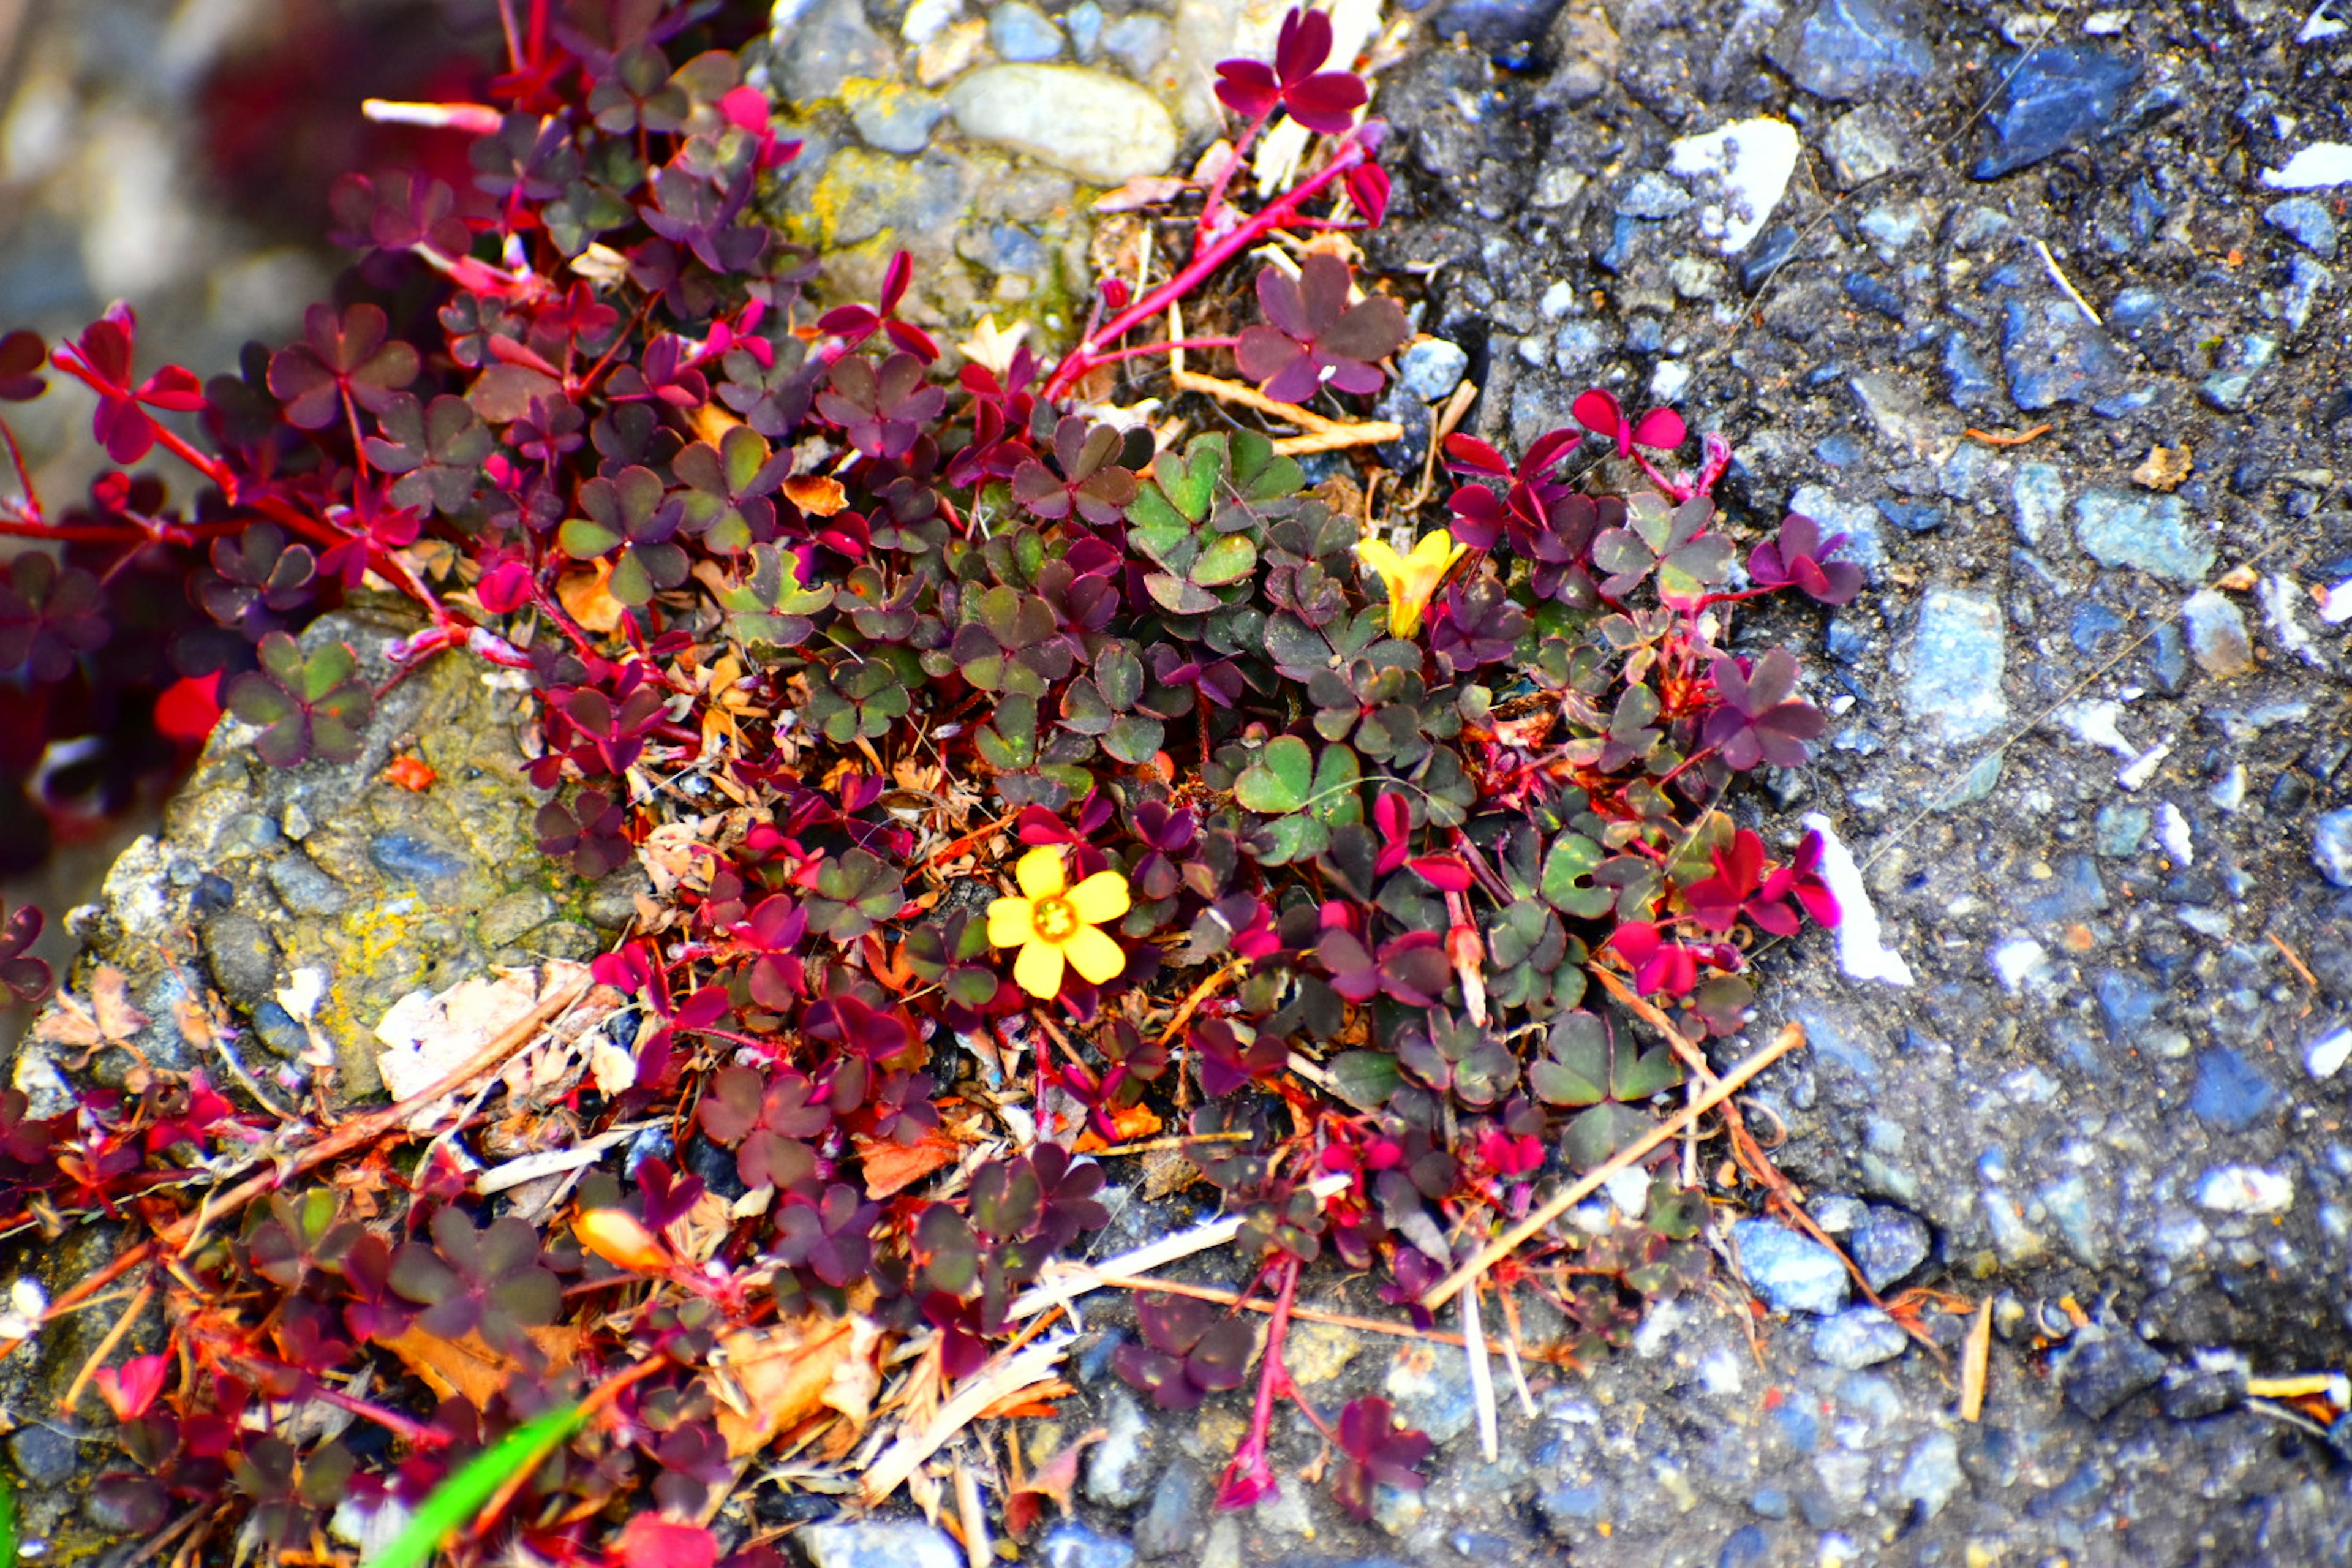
[2072, 489, 2215, 583]
[1041, 1523, 1135, 1568]
[1811, 1306, 1910, 1368]
[2132, 443, 2192, 491]
[1398, 338, 1470, 402]
[1084, 1389, 1155, 1506]
[1850, 1205, 1931, 1290]
[2094, 802, 2150, 857]
[1432, 0, 1574, 68]
[1384, 1343, 1479, 1443]
[989, 1, 1064, 60]
[2264, 195, 2339, 259]
[1541, 4, 1622, 102]
[7, 1425, 78, 1488]
[2201, 334, 2278, 413]
[2305, 1023, 2352, 1080]
[2282, 256, 2332, 333]
[1134, 1464, 1207, 1560]
[1971, 47, 2140, 178]
[2190, 1048, 2277, 1131]
[1905, 589, 2007, 746]
[1733, 1219, 1851, 1315]
[2161, 1349, 2249, 1420]
[2261, 142, 2352, 190]
[845, 83, 949, 154]
[946, 66, 1177, 184]
[2053, 1321, 2166, 1420]
[2180, 589, 2254, 679]
[1768, 0, 1933, 100]
[1618, 170, 1693, 219]
[1668, 118, 1801, 254]
[2002, 296, 2124, 410]
[2195, 1164, 2293, 1215]
[1065, 0, 1102, 58]
[1822, 105, 1905, 186]
[800, 1521, 965, 1568]
[1100, 13, 1170, 75]
[1943, 331, 2000, 411]
[1899, 1432, 1963, 1520]
[781, 0, 900, 102]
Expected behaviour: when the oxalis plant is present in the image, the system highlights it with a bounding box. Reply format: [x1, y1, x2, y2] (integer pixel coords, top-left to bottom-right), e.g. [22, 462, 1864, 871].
[0, 0, 1866, 1558]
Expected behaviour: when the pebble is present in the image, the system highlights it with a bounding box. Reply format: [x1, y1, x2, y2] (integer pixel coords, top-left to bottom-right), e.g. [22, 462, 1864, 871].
[1667, 118, 1800, 254]
[2094, 801, 2149, 857]
[801, 1521, 965, 1568]
[1904, 589, 2008, 745]
[1618, 171, 1694, 219]
[1811, 1306, 1910, 1368]
[846, 83, 949, 154]
[988, 1, 1064, 61]
[1943, 331, 2000, 410]
[1042, 1523, 1136, 1568]
[1398, 337, 1469, 402]
[1858, 200, 1926, 253]
[1100, 13, 1170, 75]
[782, 0, 899, 101]
[1971, 47, 2141, 179]
[1385, 1344, 1479, 1443]
[946, 66, 1177, 184]
[2201, 334, 2278, 412]
[2264, 195, 2339, 259]
[1084, 1389, 1155, 1506]
[2052, 1322, 2166, 1420]
[2312, 809, 2352, 889]
[1898, 1432, 1964, 1520]
[2261, 142, 2352, 189]
[2071, 489, 2215, 582]
[1768, 0, 1932, 100]
[2001, 296, 2124, 410]
[1822, 105, 1904, 187]
[1134, 1464, 1206, 1560]
[2195, 1164, 2293, 1215]
[1065, 0, 1102, 59]
[1738, 224, 1800, 291]
[2180, 589, 2254, 679]
[1850, 1205, 1931, 1289]
[2304, 1023, 2352, 1080]
[1843, 272, 1905, 320]
[1732, 1219, 1852, 1315]
[7, 1425, 77, 1488]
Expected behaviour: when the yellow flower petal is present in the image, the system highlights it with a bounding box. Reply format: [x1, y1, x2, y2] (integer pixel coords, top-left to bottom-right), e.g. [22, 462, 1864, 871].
[1012, 937, 1066, 999]
[1064, 870, 1131, 925]
[1014, 845, 1067, 900]
[1355, 538, 1406, 579]
[1061, 924, 1126, 985]
[987, 895, 1035, 947]
[1409, 531, 1466, 574]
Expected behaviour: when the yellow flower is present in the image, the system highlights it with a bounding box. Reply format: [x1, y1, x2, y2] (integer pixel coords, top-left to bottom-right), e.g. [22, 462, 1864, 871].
[987, 846, 1131, 998]
[1355, 530, 1466, 638]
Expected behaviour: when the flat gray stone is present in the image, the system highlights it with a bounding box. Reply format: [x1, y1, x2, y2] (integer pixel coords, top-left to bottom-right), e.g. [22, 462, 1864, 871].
[2072, 489, 2215, 582]
[946, 66, 1178, 184]
[1905, 589, 2008, 745]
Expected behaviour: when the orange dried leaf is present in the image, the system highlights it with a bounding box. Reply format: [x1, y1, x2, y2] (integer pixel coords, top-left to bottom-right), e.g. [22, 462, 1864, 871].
[856, 1126, 963, 1199]
[710, 1316, 882, 1458]
[974, 1378, 1076, 1420]
[385, 756, 438, 791]
[557, 558, 627, 633]
[783, 474, 849, 516]
[382, 1324, 581, 1408]
[576, 1208, 669, 1272]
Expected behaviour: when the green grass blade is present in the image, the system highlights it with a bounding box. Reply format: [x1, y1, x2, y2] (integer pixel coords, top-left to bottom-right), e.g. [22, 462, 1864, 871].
[0, 1471, 17, 1564]
[363, 1401, 583, 1568]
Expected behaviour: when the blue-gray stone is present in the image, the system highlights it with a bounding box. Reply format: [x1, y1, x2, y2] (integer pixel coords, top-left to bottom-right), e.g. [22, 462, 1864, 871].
[2095, 968, 2163, 1041]
[2316, 809, 2352, 889]
[1773, 1402, 1821, 1451]
[989, 1, 1064, 61]
[2283, 256, 2332, 333]
[1733, 1219, 1852, 1315]
[2148, 620, 2188, 692]
[1850, 1206, 1930, 1291]
[1398, 337, 1469, 402]
[2108, 286, 2168, 332]
[2072, 489, 2214, 582]
[2021, 854, 2109, 924]
[782, 0, 897, 100]
[2054, 1324, 2165, 1419]
[1740, 224, 1800, 293]
[1812, 1306, 1910, 1368]
[1624, 315, 1665, 353]
[1719, 1525, 1771, 1568]
[2002, 297, 2124, 410]
[1619, 171, 1694, 219]
[1815, 432, 1865, 467]
[1904, 588, 2007, 745]
[1844, 272, 1905, 320]
[1101, 13, 1171, 75]
[1768, 0, 1932, 100]
[1594, 214, 1643, 274]
[802, 1522, 964, 1568]
[1971, 47, 2141, 179]
[1083, 1388, 1153, 1506]
[369, 832, 468, 885]
[1859, 202, 1926, 251]
[1538, 1483, 1605, 1537]
[1751, 1488, 1793, 1519]
[850, 88, 948, 154]
[1551, 320, 1608, 374]
[2093, 802, 2149, 858]
[1065, 0, 1104, 59]
[1943, 331, 2000, 410]
[1430, 0, 1572, 69]
[2011, 459, 2065, 547]
[7, 1425, 77, 1488]
[1875, 497, 1944, 533]
[2071, 601, 2127, 657]
[1134, 1464, 1204, 1560]
[1898, 1433, 1963, 1520]
[2264, 196, 2339, 260]
[2201, 334, 2278, 413]
[1042, 1523, 1136, 1568]
[2191, 1048, 2277, 1131]
[2182, 589, 2254, 678]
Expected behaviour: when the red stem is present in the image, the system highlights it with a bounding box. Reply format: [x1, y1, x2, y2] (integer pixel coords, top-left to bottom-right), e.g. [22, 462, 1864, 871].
[1084, 337, 1240, 370]
[1040, 134, 1370, 404]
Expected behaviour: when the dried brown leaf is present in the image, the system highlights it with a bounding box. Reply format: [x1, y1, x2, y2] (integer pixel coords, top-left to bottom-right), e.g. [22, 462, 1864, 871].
[710, 1314, 883, 1458]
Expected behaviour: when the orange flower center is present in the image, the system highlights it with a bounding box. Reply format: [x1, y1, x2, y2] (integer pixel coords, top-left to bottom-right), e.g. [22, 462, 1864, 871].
[1031, 895, 1078, 941]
